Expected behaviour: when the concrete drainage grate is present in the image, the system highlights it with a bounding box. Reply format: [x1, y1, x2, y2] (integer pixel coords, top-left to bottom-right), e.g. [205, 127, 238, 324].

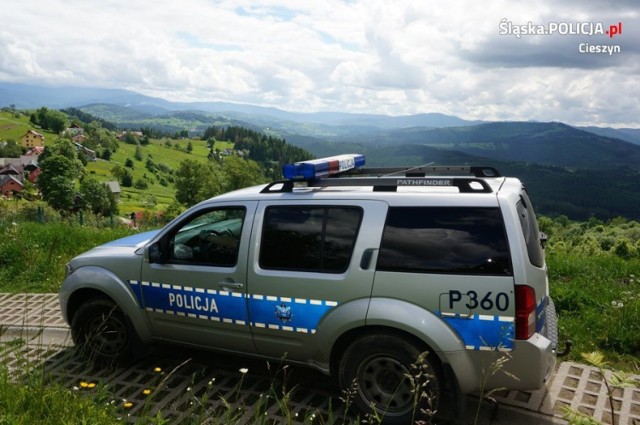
[543, 361, 640, 425]
[0, 293, 67, 328]
[2, 292, 640, 424]
[38, 346, 350, 424]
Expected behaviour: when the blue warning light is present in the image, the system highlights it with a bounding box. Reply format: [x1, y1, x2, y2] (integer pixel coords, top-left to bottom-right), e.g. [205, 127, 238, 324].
[283, 154, 365, 180]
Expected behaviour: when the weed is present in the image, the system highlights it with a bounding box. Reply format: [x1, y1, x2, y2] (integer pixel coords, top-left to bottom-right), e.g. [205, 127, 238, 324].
[562, 351, 639, 425]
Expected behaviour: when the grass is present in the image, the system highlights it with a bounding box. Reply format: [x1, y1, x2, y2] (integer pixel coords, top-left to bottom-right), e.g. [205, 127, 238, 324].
[547, 252, 640, 371]
[0, 209, 135, 293]
[85, 138, 229, 213]
[0, 110, 60, 144]
[0, 332, 120, 424]
[0, 333, 374, 425]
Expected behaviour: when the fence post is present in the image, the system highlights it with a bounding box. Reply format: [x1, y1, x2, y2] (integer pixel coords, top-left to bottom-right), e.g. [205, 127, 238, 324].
[79, 210, 84, 226]
[37, 206, 43, 223]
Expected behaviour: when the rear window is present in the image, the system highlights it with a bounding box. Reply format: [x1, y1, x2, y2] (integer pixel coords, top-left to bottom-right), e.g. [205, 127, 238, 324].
[377, 207, 512, 275]
[517, 192, 545, 267]
[260, 206, 362, 273]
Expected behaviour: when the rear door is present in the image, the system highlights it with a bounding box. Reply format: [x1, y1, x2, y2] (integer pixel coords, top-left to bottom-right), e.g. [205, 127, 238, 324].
[246, 200, 388, 360]
[372, 205, 517, 351]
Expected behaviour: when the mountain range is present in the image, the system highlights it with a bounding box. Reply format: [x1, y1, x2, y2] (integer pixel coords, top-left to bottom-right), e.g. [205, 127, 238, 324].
[2, 82, 640, 220]
[3, 82, 638, 144]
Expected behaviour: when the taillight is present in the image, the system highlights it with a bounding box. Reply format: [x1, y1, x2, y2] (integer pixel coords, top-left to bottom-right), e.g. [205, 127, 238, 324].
[515, 285, 536, 340]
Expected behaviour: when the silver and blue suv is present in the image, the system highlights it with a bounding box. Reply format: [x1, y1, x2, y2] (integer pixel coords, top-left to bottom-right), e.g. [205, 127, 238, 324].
[60, 154, 558, 423]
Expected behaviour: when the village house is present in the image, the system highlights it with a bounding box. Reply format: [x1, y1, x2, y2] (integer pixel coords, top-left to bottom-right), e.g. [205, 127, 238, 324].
[72, 133, 87, 144]
[21, 129, 45, 148]
[0, 174, 23, 197]
[0, 156, 41, 196]
[105, 181, 121, 202]
[74, 142, 96, 161]
[117, 131, 143, 141]
[26, 146, 45, 156]
[64, 123, 84, 136]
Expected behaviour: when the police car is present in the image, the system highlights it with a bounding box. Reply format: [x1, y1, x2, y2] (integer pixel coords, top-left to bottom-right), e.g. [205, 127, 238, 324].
[59, 154, 560, 423]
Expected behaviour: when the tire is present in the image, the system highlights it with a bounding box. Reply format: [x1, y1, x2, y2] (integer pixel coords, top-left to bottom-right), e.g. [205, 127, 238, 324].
[339, 334, 442, 424]
[70, 298, 134, 364]
[546, 297, 559, 350]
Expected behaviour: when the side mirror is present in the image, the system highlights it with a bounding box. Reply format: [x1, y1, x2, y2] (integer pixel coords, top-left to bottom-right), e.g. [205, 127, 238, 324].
[146, 242, 163, 263]
[540, 232, 548, 250]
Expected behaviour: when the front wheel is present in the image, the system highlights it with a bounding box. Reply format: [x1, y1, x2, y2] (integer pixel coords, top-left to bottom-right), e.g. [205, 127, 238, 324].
[70, 298, 134, 364]
[339, 334, 442, 424]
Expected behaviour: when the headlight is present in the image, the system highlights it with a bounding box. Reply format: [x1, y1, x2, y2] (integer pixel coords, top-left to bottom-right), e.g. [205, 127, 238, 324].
[64, 262, 75, 278]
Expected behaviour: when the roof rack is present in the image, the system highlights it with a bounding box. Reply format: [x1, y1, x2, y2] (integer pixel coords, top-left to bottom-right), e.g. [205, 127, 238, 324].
[260, 154, 500, 194]
[345, 165, 501, 178]
[260, 176, 493, 194]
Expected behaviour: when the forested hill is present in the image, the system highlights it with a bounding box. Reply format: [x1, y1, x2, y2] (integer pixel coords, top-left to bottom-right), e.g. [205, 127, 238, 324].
[322, 121, 640, 170]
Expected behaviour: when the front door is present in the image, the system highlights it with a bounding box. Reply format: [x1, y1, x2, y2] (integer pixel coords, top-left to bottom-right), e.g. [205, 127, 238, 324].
[138, 202, 257, 353]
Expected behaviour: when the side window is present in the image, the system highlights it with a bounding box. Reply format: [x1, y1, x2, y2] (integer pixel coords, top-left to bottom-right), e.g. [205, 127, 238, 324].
[517, 192, 545, 267]
[168, 207, 245, 267]
[377, 207, 512, 276]
[260, 206, 363, 273]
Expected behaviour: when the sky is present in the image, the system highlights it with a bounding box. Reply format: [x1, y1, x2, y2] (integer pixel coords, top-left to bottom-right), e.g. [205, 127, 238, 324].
[1, 0, 638, 127]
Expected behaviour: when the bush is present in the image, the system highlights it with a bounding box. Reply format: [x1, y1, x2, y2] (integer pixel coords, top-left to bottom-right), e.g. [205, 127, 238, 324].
[134, 178, 149, 190]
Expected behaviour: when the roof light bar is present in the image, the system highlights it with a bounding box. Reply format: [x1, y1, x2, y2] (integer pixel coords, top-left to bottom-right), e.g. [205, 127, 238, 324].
[283, 154, 365, 180]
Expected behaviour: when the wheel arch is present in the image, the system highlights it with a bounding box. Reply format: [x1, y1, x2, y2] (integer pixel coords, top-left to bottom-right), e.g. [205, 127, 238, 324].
[328, 298, 481, 394]
[330, 325, 443, 378]
[60, 266, 153, 343]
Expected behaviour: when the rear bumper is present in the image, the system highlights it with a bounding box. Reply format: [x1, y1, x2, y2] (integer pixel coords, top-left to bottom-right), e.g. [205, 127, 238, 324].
[460, 298, 559, 392]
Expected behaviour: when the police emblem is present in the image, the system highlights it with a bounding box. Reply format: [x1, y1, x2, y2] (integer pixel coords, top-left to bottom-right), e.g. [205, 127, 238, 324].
[275, 303, 292, 322]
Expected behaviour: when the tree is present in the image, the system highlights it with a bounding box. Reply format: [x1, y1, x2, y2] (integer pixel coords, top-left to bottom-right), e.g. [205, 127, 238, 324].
[134, 178, 149, 190]
[186, 140, 193, 154]
[134, 144, 143, 161]
[47, 109, 67, 134]
[124, 132, 137, 145]
[86, 122, 119, 152]
[80, 178, 116, 215]
[111, 164, 133, 187]
[36, 107, 49, 129]
[174, 159, 205, 206]
[34, 107, 67, 133]
[121, 169, 133, 187]
[40, 174, 75, 211]
[37, 149, 85, 212]
[39, 139, 84, 175]
[0, 139, 22, 157]
[199, 162, 224, 200]
[221, 156, 266, 192]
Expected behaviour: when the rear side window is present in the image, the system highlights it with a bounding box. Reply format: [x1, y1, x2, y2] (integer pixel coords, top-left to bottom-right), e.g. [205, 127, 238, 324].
[377, 207, 512, 275]
[517, 192, 545, 267]
[260, 206, 363, 273]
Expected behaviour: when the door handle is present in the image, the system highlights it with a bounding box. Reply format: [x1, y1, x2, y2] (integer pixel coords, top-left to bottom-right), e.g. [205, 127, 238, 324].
[218, 282, 244, 291]
[360, 248, 377, 270]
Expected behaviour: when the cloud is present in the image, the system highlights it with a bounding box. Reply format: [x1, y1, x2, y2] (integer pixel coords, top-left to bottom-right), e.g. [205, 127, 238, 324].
[0, 0, 638, 127]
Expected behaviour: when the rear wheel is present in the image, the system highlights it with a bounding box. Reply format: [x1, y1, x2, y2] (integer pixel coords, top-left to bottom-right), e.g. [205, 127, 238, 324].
[71, 298, 133, 364]
[339, 334, 442, 424]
